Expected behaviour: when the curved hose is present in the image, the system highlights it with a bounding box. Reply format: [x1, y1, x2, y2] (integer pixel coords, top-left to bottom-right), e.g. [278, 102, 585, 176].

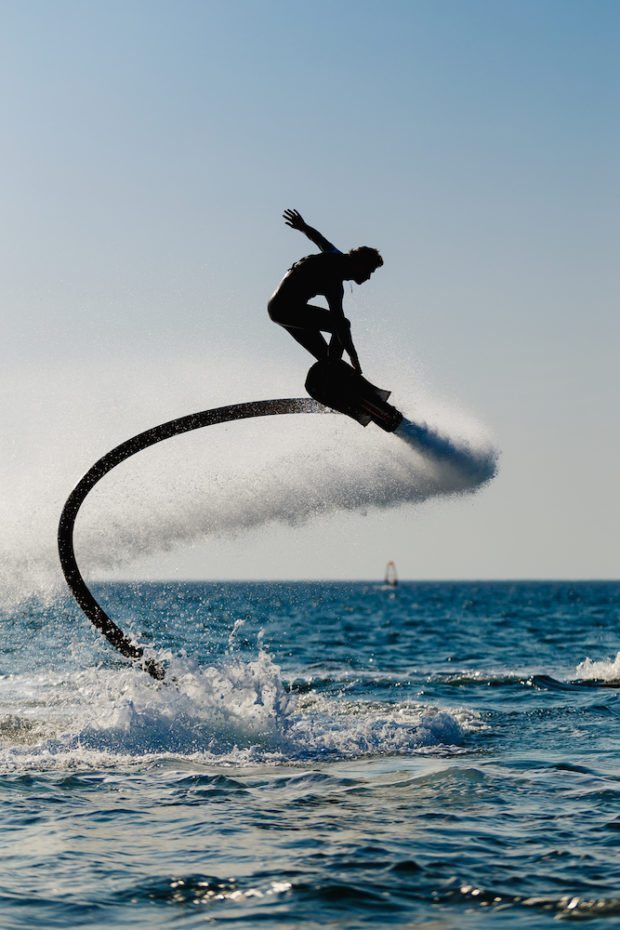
[58, 398, 328, 680]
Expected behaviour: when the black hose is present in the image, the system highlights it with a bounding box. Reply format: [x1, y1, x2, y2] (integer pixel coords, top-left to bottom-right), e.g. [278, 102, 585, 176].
[58, 398, 328, 680]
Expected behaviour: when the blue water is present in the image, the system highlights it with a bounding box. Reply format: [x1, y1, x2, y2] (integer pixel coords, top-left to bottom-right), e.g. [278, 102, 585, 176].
[1, 581, 620, 928]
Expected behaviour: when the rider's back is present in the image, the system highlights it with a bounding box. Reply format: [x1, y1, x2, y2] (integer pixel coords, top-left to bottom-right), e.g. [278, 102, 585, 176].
[272, 251, 345, 304]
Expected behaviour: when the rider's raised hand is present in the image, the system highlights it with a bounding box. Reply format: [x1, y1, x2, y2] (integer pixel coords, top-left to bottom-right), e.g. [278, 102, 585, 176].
[283, 208, 306, 231]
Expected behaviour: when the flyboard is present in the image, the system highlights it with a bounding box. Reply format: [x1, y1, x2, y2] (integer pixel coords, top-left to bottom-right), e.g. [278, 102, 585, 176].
[58, 365, 404, 680]
[305, 359, 403, 433]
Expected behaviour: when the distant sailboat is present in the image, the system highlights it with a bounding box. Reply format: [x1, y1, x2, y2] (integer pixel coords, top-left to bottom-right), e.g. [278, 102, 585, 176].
[384, 560, 398, 587]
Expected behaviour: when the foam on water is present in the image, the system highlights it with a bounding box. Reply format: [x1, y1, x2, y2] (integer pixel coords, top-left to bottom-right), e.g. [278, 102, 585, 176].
[0, 646, 473, 773]
[576, 651, 620, 682]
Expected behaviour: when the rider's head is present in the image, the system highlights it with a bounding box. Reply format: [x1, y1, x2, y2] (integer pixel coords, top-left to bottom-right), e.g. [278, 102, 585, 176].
[347, 246, 383, 285]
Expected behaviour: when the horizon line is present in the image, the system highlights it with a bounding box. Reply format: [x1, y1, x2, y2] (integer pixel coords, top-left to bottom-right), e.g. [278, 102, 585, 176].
[94, 577, 620, 585]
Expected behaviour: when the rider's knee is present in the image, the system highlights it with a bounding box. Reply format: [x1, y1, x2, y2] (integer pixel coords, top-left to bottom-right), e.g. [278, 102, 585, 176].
[268, 298, 285, 323]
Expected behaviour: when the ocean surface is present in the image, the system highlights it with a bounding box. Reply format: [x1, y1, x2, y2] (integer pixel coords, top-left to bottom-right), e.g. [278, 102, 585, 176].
[1, 580, 619, 929]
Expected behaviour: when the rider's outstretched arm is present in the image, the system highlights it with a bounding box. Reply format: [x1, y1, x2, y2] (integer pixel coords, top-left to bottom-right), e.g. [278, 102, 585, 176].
[283, 209, 341, 253]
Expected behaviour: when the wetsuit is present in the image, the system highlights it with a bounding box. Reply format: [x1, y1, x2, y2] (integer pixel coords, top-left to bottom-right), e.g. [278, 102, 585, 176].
[268, 248, 359, 368]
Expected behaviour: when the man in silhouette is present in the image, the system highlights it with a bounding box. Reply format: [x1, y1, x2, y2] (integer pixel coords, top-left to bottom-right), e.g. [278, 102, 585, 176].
[268, 209, 383, 375]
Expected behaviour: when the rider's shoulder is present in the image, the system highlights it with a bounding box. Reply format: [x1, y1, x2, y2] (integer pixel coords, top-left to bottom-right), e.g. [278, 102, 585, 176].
[288, 250, 343, 273]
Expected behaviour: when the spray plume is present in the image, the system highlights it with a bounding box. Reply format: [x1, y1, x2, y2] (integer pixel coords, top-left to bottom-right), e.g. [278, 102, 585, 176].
[0, 354, 498, 608]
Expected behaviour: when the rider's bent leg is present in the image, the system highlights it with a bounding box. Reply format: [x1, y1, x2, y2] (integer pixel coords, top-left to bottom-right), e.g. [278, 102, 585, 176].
[285, 327, 330, 360]
[328, 332, 345, 361]
[268, 300, 333, 329]
[268, 300, 336, 361]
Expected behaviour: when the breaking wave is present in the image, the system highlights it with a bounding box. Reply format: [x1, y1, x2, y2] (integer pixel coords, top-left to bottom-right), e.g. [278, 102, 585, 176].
[0, 648, 474, 772]
[576, 652, 620, 682]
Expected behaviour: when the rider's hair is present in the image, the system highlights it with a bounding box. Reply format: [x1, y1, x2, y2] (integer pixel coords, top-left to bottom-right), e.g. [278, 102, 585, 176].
[348, 246, 383, 270]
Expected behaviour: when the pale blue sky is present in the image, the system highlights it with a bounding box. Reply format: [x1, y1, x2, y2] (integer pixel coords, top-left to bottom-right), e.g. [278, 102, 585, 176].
[2, 0, 618, 581]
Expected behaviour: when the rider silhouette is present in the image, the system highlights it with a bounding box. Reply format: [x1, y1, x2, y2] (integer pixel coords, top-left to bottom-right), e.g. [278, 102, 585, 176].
[268, 209, 383, 375]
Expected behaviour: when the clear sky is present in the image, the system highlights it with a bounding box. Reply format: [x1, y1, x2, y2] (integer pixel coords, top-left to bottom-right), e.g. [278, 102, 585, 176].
[2, 0, 618, 584]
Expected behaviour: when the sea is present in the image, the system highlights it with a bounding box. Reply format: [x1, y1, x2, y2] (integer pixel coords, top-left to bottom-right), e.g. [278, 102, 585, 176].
[1, 580, 619, 929]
